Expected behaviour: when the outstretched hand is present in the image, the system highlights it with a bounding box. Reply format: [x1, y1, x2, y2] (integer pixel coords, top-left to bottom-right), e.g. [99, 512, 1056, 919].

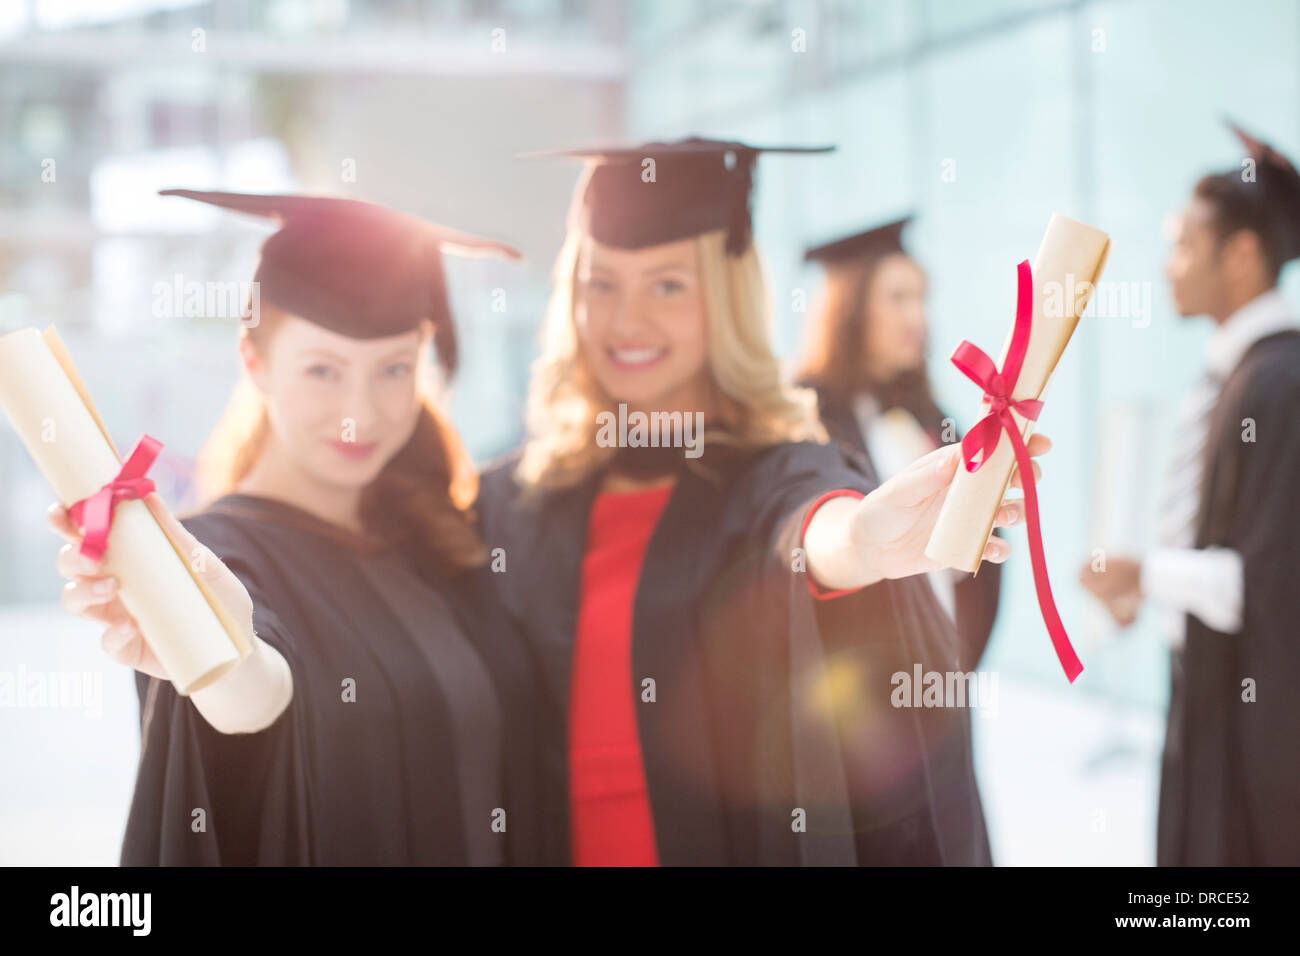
[47, 492, 255, 680]
[849, 432, 1052, 583]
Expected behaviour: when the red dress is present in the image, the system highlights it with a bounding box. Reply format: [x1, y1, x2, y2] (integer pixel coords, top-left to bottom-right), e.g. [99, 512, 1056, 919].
[569, 484, 673, 866]
[567, 483, 864, 866]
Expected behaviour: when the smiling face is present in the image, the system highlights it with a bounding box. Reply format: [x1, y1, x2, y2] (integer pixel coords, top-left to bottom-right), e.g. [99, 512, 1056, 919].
[242, 313, 427, 490]
[574, 234, 712, 413]
[862, 252, 928, 381]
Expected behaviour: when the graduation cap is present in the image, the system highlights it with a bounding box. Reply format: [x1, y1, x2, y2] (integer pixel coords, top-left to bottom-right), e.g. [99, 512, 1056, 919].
[524, 137, 834, 255]
[803, 214, 914, 265]
[1206, 119, 1300, 265]
[158, 189, 521, 377]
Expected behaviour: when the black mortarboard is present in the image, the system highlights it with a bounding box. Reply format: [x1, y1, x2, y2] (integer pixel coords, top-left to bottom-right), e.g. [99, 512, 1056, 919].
[158, 189, 521, 376]
[1207, 120, 1300, 265]
[524, 137, 834, 255]
[803, 214, 914, 265]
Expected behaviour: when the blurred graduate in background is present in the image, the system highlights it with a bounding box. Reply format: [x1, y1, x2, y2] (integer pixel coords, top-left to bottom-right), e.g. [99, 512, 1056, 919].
[1080, 121, 1300, 865]
[796, 217, 1002, 672]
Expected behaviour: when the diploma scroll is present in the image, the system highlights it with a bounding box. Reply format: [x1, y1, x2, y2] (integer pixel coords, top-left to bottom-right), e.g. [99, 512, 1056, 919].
[924, 215, 1109, 681]
[0, 327, 251, 695]
[925, 214, 1110, 573]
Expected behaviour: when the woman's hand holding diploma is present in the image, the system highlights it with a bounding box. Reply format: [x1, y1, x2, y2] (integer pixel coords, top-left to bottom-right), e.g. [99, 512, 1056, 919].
[48, 493, 293, 735]
[806, 432, 1052, 592]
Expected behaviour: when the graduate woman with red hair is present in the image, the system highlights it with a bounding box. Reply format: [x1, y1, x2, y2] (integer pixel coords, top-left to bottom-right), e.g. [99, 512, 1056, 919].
[48, 192, 545, 865]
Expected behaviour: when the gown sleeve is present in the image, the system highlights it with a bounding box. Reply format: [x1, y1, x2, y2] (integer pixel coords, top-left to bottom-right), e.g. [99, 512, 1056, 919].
[952, 552, 1001, 669]
[120, 515, 314, 865]
[1213, 344, 1300, 862]
[722, 441, 991, 866]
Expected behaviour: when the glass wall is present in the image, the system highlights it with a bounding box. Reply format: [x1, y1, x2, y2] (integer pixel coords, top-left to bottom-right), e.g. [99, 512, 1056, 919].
[626, 0, 1300, 709]
[0, 0, 628, 605]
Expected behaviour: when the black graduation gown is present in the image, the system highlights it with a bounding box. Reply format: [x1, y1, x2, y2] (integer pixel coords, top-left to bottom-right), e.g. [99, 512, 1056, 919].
[811, 386, 1002, 671]
[122, 493, 545, 866]
[1157, 329, 1300, 866]
[478, 441, 992, 866]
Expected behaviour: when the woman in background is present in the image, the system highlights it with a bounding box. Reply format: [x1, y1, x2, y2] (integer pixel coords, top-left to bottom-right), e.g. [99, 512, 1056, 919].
[797, 216, 1002, 671]
[49, 191, 544, 865]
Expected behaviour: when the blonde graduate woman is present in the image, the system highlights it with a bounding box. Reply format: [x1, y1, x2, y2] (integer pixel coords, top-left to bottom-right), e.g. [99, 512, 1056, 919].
[477, 139, 1049, 866]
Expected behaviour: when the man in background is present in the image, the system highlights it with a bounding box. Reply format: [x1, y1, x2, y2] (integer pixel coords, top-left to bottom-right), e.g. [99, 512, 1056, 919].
[1080, 121, 1300, 865]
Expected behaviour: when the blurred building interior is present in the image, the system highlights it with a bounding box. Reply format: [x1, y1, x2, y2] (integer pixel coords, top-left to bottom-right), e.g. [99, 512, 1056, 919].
[4, 0, 1298, 864]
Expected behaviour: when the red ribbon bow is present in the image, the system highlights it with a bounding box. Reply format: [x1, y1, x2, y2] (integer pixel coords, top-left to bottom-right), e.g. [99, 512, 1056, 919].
[950, 260, 1083, 683]
[67, 435, 163, 563]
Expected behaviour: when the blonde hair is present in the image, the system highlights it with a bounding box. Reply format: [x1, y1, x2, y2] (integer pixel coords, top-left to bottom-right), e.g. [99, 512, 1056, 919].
[194, 304, 486, 574]
[516, 228, 825, 489]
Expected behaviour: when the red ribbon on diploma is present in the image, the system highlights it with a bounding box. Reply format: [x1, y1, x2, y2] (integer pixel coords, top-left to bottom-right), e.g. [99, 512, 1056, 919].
[950, 260, 1083, 683]
[67, 435, 163, 563]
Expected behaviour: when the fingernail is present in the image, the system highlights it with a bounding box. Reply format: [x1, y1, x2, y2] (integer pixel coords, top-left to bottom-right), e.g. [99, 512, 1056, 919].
[1003, 508, 1018, 525]
[93, 577, 117, 596]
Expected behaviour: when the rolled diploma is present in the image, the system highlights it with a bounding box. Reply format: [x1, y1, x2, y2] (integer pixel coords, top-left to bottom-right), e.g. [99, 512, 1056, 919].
[0, 327, 248, 695]
[924, 213, 1111, 573]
